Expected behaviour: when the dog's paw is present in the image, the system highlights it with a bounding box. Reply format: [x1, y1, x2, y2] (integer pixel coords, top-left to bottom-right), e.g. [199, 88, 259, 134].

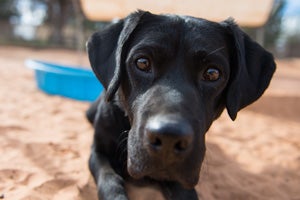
[97, 173, 128, 200]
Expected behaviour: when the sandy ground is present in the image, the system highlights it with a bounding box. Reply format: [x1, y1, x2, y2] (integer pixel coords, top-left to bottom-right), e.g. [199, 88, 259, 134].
[0, 46, 299, 200]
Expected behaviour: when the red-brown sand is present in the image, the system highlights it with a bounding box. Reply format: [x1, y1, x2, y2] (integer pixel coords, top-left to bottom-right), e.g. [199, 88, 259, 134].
[0, 46, 299, 200]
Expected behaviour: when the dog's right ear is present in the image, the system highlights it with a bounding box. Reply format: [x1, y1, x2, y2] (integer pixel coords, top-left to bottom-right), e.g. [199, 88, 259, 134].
[87, 11, 147, 101]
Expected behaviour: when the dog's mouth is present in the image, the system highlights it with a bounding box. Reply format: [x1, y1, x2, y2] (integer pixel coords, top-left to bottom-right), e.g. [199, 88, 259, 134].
[147, 169, 200, 189]
[127, 154, 201, 189]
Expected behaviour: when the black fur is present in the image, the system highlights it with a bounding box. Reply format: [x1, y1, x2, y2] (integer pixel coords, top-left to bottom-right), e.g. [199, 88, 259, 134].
[86, 10, 276, 200]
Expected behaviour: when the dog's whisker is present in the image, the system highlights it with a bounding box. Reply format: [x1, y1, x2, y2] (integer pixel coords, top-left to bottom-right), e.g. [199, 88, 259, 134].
[116, 136, 128, 154]
[118, 140, 128, 156]
[117, 142, 128, 172]
[203, 46, 225, 61]
[208, 46, 225, 56]
[116, 130, 129, 163]
[117, 130, 129, 141]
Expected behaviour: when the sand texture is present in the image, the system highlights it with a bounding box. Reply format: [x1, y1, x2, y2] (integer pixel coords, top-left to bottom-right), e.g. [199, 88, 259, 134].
[0, 46, 299, 200]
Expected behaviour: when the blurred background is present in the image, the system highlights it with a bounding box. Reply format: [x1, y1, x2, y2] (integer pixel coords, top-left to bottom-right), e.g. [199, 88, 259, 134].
[0, 0, 299, 57]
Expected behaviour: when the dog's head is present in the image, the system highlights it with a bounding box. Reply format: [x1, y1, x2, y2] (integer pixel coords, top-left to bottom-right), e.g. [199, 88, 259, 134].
[87, 11, 275, 188]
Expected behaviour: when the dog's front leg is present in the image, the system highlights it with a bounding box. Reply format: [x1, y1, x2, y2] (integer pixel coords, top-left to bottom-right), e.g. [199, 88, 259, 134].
[160, 182, 198, 200]
[89, 147, 128, 200]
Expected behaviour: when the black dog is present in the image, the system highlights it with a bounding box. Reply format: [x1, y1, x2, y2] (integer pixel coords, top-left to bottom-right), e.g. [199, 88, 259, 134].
[86, 10, 275, 200]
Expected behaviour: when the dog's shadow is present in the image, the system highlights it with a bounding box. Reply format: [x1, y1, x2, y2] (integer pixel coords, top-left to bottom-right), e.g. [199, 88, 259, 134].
[198, 141, 299, 200]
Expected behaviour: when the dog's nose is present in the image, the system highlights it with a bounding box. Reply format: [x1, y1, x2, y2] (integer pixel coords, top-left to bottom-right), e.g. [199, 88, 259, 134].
[145, 115, 193, 158]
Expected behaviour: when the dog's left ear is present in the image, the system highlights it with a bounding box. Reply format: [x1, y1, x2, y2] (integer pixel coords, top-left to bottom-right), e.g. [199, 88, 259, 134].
[221, 19, 276, 120]
[87, 10, 148, 101]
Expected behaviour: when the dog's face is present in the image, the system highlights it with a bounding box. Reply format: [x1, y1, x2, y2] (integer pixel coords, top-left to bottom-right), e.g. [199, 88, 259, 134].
[87, 11, 275, 188]
[122, 16, 231, 188]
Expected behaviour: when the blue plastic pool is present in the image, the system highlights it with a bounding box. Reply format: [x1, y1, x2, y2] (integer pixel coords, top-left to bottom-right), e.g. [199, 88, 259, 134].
[25, 59, 103, 101]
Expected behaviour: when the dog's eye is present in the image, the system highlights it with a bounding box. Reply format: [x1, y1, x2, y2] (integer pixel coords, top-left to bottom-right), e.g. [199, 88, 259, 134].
[203, 68, 220, 81]
[136, 57, 151, 72]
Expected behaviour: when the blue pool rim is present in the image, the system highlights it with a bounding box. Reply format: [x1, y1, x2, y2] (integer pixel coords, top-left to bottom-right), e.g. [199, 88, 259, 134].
[25, 59, 103, 102]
